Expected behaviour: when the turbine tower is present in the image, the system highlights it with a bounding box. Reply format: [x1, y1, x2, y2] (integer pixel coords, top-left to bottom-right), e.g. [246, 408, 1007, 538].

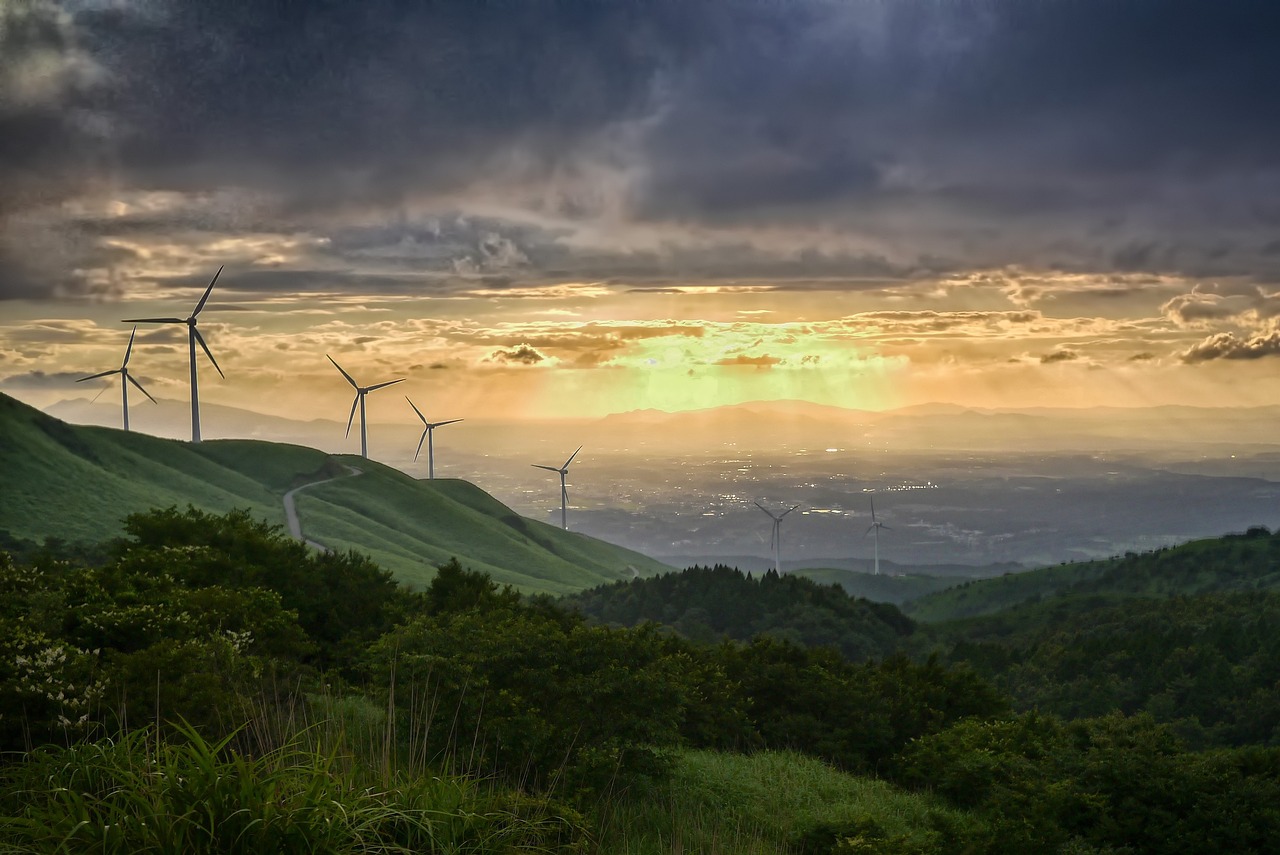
[328, 355, 404, 458]
[122, 266, 224, 442]
[76, 326, 156, 432]
[533, 446, 582, 530]
[405, 396, 462, 479]
[866, 496, 891, 575]
[755, 501, 800, 575]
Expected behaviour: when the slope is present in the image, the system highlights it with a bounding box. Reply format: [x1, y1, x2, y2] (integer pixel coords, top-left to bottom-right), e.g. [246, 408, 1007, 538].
[0, 393, 668, 593]
[905, 526, 1280, 623]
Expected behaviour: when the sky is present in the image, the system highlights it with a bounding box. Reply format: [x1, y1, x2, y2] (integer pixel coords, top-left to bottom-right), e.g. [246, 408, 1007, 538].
[5, 0, 1280, 428]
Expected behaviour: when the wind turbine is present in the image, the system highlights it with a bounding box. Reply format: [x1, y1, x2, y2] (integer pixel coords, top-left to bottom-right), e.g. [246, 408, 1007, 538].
[866, 495, 891, 576]
[533, 446, 582, 530]
[76, 326, 156, 431]
[754, 501, 800, 575]
[328, 355, 404, 458]
[405, 396, 462, 479]
[121, 266, 224, 442]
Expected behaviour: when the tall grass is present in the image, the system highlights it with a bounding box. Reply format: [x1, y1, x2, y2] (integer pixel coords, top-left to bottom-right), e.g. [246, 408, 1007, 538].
[596, 749, 981, 855]
[0, 720, 583, 854]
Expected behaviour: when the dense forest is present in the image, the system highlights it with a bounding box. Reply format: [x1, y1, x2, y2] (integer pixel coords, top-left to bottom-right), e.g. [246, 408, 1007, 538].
[561, 564, 914, 659]
[3, 508, 1280, 852]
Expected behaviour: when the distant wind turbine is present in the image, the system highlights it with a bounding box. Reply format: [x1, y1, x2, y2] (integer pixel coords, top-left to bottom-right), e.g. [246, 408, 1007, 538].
[328, 355, 404, 458]
[121, 266, 224, 442]
[755, 501, 800, 574]
[76, 326, 156, 432]
[533, 446, 582, 530]
[866, 496, 891, 575]
[405, 396, 462, 479]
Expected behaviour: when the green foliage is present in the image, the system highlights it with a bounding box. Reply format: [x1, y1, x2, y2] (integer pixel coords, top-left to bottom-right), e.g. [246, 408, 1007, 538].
[0, 722, 585, 854]
[927, 591, 1280, 747]
[370, 606, 691, 795]
[711, 640, 1007, 772]
[893, 712, 1280, 854]
[117, 505, 400, 666]
[563, 564, 915, 660]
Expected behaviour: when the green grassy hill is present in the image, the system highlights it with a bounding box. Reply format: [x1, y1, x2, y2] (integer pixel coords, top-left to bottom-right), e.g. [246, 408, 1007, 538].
[0, 393, 668, 593]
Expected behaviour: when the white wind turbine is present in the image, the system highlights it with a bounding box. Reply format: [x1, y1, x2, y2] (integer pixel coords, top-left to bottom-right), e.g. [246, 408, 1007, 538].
[533, 446, 582, 530]
[866, 495, 891, 575]
[76, 326, 156, 431]
[327, 355, 404, 458]
[755, 501, 800, 575]
[405, 396, 462, 479]
[121, 266, 224, 442]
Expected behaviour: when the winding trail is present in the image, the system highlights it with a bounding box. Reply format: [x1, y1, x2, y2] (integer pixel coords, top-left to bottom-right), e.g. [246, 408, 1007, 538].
[283, 464, 363, 552]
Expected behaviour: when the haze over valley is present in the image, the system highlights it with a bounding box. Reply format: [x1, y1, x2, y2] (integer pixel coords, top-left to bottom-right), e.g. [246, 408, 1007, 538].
[35, 393, 1280, 573]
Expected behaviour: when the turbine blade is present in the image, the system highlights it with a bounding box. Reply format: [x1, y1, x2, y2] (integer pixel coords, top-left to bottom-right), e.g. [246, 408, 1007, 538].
[366, 378, 404, 393]
[414, 428, 429, 461]
[780, 505, 799, 518]
[870, 496, 877, 522]
[345, 393, 360, 436]
[405, 396, 428, 424]
[121, 317, 184, 324]
[754, 501, 781, 521]
[193, 327, 224, 378]
[435, 418, 463, 428]
[89, 381, 110, 403]
[192, 265, 223, 316]
[865, 524, 876, 537]
[78, 369, 119, 382]
[327, 355, 359, 389]
[532, 464, 561, 473]
[562, 445, 583, 469]
[126, 373, 158, 404]
[122, 326, 138, 367]
[880, 525, 892, 531]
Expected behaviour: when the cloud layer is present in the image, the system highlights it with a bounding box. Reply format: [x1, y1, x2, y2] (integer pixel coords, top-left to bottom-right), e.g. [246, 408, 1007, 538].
[4, 0, 1280, 301]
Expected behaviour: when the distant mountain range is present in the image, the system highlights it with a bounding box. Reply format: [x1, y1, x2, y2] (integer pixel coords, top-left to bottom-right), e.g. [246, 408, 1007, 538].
[0, 392, 669, 594]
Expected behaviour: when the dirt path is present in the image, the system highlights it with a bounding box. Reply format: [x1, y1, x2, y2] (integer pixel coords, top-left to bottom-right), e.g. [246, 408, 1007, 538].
[283, 464, 363, 552]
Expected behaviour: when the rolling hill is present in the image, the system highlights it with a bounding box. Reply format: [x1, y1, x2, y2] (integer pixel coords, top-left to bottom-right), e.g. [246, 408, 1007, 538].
[0, 393, 669, 593]
[904, 525, 1280, 623]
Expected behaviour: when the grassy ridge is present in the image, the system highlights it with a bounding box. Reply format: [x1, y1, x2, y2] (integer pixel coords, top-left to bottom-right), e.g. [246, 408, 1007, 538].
[0, 393, 668, 593]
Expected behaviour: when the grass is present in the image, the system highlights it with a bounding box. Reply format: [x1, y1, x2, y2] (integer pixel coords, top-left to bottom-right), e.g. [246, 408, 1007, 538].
[0, 721, 581, 854]
[595, 749, 980, 854]
[0, 393, 669, 595]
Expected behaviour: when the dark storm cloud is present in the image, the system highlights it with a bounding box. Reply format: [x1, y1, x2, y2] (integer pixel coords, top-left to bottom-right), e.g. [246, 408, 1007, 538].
[6, 0, 1280, 298]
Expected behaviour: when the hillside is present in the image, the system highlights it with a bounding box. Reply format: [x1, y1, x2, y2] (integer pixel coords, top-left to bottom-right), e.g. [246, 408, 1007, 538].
[560, 564, 915, 660]
[905, 526, 1280, 623]
[790, 567, 969, 605]
[0, 393, 668, 593]
[902, 527, 1280, 746]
